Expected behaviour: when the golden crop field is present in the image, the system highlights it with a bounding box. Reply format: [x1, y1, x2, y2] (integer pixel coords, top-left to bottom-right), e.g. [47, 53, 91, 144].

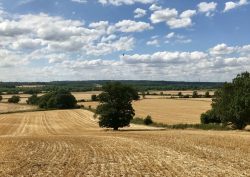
[134, 98, 212, 124]
[0, 109, 249, 176]
[0, 103, 36, 113]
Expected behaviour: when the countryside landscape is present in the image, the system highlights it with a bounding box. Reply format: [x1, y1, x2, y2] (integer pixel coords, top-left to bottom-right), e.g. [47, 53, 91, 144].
[0, 0, 250, 176]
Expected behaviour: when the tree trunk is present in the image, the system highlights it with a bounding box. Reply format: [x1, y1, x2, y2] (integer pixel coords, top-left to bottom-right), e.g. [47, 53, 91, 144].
[113, 127, 119, 131]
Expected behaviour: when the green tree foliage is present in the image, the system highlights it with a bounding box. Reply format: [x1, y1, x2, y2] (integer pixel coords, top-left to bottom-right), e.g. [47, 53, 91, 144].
[91, 94, 98, 101]
[192, 91, 199, 98]
[8, 96, 20, 103]
[38, 90, 77, 109]
[144, 115, 153, 125]
[200, 110, 221, 124]
[205, 91, 211, 98]
[27, 94, 39, 105]
[178, 92, 182, 97]
[96, 82, 139, 130]
[204, 72, 250, 129]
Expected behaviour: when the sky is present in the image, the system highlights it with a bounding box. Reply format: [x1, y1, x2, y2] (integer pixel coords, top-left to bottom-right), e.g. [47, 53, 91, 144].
[0, 0, 249, 82]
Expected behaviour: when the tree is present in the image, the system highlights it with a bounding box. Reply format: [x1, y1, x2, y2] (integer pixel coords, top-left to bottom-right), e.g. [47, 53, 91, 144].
[141, 91, 146, 99]
[144, 115, 153, 125]
[200, 109, 221, 124]
[91, 94, 98, 101]
[205, 91, 210, 98]
[8, 96, 20, 103]
[192, 91, 199, 98]
[27, 94, 39, 105]
[96, 82, 139, 130]
[178, 92, 182, 97]
[211, 72, 250, 129]
[38, 90, 77, 109]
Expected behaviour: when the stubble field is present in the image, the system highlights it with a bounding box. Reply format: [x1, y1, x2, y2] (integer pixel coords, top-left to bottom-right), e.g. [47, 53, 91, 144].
[0, 109, 249, 176]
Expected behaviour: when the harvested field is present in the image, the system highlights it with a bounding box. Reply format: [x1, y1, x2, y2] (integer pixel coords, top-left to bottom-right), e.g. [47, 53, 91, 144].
[0, 103, 36, 113]
[0, 109, 249, 176]
[150, 90, 215, 96]
[72, 91, 102, 101]
[134, 98, 212, 124]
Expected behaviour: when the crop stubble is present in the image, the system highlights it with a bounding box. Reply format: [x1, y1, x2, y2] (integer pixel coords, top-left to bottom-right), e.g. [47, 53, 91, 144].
[0, 110, 249, 176]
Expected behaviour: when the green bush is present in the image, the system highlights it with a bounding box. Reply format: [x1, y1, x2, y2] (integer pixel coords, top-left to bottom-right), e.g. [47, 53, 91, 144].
[131, 117, 144, 124]
[200, 110, 221, 124]
[27, 94, 39, 105]
[91, 94, 98, 101]
[8, 96, 20, 103]
[192, 91, 199, 98]
[144, 115, 153, 125]
[38, 90, 77, 109]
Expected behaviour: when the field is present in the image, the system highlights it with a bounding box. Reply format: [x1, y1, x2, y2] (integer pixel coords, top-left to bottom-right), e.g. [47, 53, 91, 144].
[0, 109, 249, 176]
[81, 98, 212, 124]
[134, 98, 212, 124]
[0, 103, 36, 113]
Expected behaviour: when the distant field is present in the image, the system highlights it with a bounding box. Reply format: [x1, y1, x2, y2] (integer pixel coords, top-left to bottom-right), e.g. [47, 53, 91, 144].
[0, 110, 249, 176]
[133, 98, 212, 124]
[80, 98, 212, 124]
[149, 90, 215, 95]
[0, 103, 36, 113]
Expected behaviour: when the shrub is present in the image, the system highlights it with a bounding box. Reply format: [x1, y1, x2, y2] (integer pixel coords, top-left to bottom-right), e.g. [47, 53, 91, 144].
[91, 94, 98, 101]
[8, 96, 20, 103]
[183, 94, 189, 98]
[204, 91, 211, 98]
[131, 117, 144, 124]
[0, 95, 2, 102]
[192, 91, 199, 98]
[144, 115, 153, 125]
[200, 110, 221, 124]
[27, 94, 39, 105]
[38, 90, 77, 109]
[178, 92, 182, 97]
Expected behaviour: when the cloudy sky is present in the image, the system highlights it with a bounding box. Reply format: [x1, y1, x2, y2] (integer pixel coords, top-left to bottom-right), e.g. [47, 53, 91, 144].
[0, 0, 249, 81]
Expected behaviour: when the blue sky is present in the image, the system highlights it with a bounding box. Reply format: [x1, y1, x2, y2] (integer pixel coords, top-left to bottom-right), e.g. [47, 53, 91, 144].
[0, 0, 249, 81]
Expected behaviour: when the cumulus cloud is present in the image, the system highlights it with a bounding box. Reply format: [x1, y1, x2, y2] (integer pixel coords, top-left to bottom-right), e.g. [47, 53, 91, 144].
[165, 32, 192, 44]
[149, 4, 162, 11]
[98, 0, 155, 6]
[224, 0, 249, 12]
[197, 2, 217, 16]
[146, 39, 159, 46]
[115, 20, 153, 32]
[134, 8, 147, 18]
[150, 8, 196, 29]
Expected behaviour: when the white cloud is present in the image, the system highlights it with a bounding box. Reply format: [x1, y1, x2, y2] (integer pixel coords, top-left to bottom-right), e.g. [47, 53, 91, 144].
[115, 20, 153, 32]
[150, 8, 196, 29]
[98, 0, 155, 6]
[149, 4, 162, 11]
[134, 8, 147, 18]
[224, 0, 249, 12]
[165, 32, 192, 44]
[71, 0, 87, 4]
[209, 43, 236, 55]
[197, 2, 217, 16]
[146, 39, 159, 46]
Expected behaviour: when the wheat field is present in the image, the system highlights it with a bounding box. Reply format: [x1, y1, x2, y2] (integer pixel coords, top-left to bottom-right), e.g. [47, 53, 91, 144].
[0, 109, 249, 176]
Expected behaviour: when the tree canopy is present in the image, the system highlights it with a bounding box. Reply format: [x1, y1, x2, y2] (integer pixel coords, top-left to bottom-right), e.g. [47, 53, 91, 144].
[38, 90, 77, 109]
[96, 82, 139, 130]
[203, 72, 250, 129]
